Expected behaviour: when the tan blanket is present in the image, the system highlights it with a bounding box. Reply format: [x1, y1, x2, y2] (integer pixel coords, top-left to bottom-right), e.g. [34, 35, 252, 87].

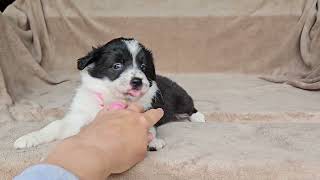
[1, 0, 320, 179]
[1, 0, 320, 104]
[259, 0, 320, 90]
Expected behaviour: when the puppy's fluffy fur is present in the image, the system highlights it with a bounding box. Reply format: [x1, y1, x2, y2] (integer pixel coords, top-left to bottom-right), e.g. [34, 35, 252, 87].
[14, 37, 205, 151]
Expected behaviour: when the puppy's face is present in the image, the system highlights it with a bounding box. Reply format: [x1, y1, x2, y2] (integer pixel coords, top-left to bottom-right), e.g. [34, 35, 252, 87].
[77, 37, 156, 101]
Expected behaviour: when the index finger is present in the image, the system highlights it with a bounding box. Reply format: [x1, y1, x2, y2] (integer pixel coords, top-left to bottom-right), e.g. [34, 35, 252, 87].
[143, 108, 164, 128]
[127, 103, 144, 113]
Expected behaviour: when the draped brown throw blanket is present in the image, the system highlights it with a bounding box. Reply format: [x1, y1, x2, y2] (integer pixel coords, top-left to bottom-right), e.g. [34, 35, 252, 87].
[1, 0, 320, 107]
[260, 0, 320, 90]
[1, 0, 320, 179]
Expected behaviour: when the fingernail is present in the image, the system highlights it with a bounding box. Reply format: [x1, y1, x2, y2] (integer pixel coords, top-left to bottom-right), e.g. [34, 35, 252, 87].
[157, 108, 164, 114]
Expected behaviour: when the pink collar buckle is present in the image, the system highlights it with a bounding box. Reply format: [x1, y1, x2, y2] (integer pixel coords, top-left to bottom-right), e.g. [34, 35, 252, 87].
[94, 92, 105, 109]
[94, 92, 127, 110]
[107, 102, 127, 110]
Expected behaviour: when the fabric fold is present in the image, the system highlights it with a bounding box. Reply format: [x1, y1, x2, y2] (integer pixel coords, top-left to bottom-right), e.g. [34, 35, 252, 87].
[261, 0, 320, 90]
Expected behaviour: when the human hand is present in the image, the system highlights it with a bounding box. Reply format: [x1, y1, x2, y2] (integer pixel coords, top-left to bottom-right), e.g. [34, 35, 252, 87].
[44, 103, 163, 180]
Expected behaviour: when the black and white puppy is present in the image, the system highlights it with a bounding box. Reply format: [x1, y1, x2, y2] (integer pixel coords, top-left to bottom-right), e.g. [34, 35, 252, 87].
[14, 37, 205, 151]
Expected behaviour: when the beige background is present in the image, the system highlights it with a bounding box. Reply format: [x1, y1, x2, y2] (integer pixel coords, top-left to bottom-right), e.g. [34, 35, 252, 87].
[1, 0, 320, 179]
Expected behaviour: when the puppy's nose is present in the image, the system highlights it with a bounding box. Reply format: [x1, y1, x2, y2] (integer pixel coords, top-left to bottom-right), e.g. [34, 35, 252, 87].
[130, 77, 143, 89]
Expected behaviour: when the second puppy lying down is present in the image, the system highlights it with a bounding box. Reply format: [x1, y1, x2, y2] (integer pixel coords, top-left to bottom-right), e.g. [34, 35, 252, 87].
[14, 37, 205, 151]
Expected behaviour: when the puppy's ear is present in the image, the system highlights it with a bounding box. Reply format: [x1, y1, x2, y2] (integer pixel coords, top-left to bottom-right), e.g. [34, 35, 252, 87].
[77, 47, 97, 70]
[144, 48, 157, 80]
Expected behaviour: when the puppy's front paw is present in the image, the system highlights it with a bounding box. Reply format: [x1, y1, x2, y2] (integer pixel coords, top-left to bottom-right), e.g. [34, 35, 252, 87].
[190, 112, 206, 123]
[148, 138, 166, 151]
[14, 132, 42, 149]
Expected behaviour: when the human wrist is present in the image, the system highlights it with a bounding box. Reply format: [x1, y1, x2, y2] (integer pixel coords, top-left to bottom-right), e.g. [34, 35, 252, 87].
[44, 138, 112, 180]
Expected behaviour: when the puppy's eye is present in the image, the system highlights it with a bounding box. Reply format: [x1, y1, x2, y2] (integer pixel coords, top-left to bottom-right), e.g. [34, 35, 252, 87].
[140, 64, 146, 71]
[112, 63, 123, 70]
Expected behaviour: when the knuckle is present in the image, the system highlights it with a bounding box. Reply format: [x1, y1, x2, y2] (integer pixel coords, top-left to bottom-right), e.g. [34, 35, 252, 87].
[138, 115, 147, 123]
[127, 111, 139, 119]
[122, 109, 132, 115]
[122, 109, 130, 113]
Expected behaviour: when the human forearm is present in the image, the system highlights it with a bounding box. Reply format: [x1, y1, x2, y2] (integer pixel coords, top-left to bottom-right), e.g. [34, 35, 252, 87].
[44, 137, 112, 180]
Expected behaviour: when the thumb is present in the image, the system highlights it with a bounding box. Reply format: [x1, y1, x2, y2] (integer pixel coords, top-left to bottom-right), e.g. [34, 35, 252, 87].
[126, 103, 144, 113]
[143, 108, 164, 128]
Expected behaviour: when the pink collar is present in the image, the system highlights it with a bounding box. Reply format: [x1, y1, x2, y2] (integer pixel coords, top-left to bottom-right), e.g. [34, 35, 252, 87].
[93, 92, 128, 110]
[94, 92, 105, 109]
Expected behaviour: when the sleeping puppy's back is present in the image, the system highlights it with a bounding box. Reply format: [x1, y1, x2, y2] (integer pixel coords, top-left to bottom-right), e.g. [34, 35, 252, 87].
[152, 75, 197, 126]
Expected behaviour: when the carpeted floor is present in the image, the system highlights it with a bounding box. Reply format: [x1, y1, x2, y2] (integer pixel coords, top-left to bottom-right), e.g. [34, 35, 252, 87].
[2, 73, 320, 179]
